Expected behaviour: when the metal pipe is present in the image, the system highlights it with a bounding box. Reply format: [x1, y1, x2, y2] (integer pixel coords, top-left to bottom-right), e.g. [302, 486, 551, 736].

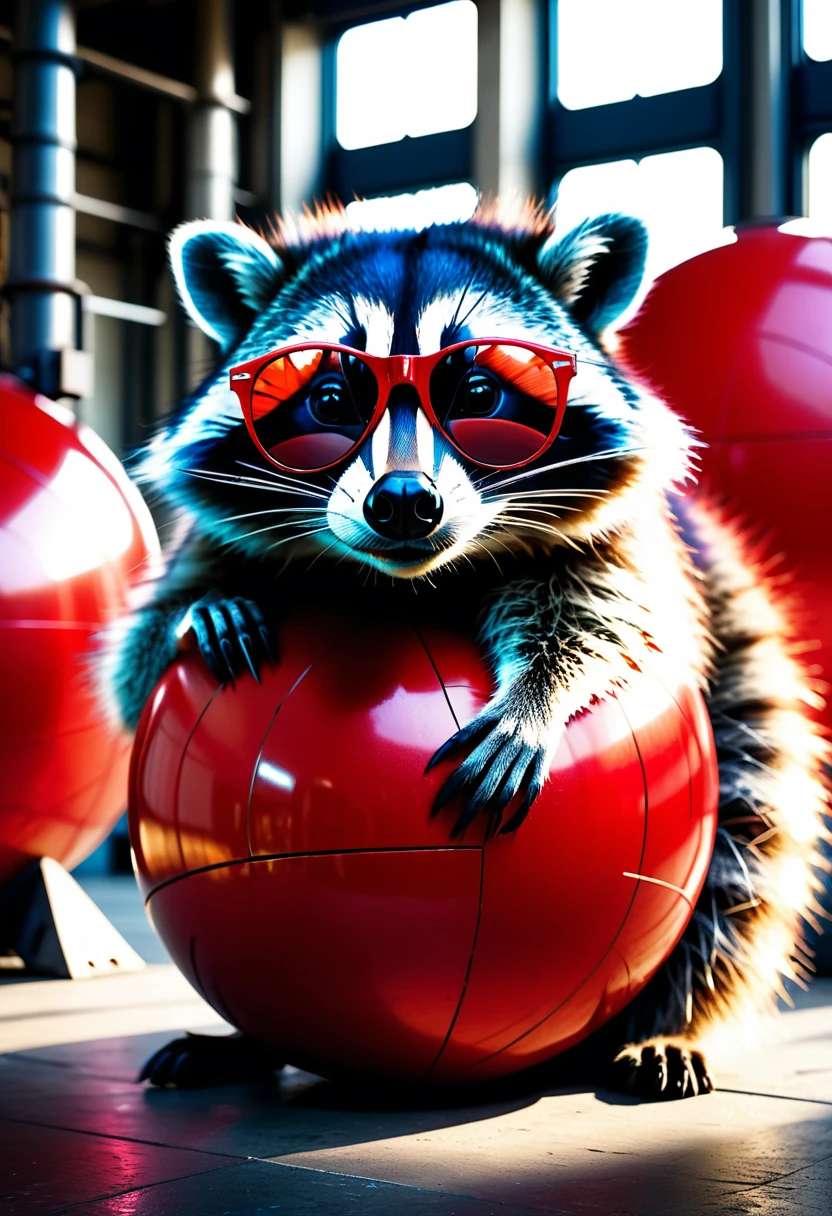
[743, 0, 786, 219]
[474, 0, 542, 204]
[74, 192, 161, 233]
[0, 24, 251, 113]
[187, 0, 236, 222]
[7, 0, 88, 398]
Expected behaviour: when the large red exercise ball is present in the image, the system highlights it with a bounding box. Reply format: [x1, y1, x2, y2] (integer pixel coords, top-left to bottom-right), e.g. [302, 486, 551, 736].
[130, 608, 718, 1084]
[617, 223, 832, 727]
[0, 374, 160, 887]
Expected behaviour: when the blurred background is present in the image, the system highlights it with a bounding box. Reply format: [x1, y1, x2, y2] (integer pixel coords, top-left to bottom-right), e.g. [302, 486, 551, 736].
[0, 0, 830, 875]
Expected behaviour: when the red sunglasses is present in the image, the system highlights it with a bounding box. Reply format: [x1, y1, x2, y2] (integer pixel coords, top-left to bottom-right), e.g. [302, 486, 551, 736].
[229, 338, 578, 474]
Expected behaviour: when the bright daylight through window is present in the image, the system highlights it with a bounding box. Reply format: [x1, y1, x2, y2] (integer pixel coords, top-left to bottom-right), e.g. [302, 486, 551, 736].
[557, 0, 723, 110]
[555, 147, 726, 309]
[345, 183, 479, 231]
[803, 0, 832, 61]
[809, 133, 832, 224]
[336, 1, 478, 150]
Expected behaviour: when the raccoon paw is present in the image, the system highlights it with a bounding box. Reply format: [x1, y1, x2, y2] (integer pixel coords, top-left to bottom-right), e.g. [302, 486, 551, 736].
[608, 1041, 714, 1101]
[139, 1032, 284, 1089]
[426, 710, 547, 838]
[184, 595, 274, 686]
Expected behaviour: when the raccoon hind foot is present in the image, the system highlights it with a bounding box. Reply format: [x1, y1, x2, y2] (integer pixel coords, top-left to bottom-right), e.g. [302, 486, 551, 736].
[188, 596, 274, 686]
[608, 1040, 714, 1101]
[139, 1032, 284, 1089]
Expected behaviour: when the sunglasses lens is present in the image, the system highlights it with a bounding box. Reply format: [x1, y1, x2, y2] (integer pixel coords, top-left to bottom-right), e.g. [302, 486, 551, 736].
[250, 348, 378, 471]
[430, 343, 561, 466]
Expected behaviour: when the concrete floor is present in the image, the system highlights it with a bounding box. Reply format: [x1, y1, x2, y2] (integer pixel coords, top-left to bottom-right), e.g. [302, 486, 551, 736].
[1, 878, 831, 1215]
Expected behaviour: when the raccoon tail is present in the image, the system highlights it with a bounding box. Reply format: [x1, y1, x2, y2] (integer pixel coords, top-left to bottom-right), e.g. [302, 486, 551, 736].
[606, 496, 830, 1097]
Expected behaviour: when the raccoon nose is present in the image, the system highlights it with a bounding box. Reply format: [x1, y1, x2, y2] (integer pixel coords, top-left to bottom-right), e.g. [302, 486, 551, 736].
[363, 472, 443, 541]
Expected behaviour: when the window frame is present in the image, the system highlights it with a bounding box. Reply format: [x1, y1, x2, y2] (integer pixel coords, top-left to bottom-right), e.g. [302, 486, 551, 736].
[322, 0, 476, 202]
[545, 0, 742, 225]
[316, 0, 830, 224]
[793, 0, 832, 214]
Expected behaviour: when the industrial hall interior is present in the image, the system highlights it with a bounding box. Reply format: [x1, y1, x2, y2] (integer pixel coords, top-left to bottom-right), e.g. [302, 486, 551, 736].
[1, 1, 832, 1215]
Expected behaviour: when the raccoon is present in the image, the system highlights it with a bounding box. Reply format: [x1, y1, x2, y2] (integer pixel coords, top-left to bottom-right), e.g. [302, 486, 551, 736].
[108, 205, 829, 1099]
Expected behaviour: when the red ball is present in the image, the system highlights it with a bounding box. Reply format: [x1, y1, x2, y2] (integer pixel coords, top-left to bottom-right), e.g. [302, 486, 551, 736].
[0, 375, 159, 886]
[618, 223, 832, 724]
[130, 610, 718, 1084]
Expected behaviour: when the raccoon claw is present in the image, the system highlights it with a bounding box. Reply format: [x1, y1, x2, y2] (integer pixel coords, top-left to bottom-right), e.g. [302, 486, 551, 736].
[139, 1032, 284, 1089]
[428, 713, 547, 838]
[188, 596, 274, 686]
[608, 1042, 714, 1101]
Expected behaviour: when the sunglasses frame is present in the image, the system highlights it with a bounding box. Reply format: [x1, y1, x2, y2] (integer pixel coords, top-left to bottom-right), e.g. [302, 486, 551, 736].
[229, 337, 578, 474]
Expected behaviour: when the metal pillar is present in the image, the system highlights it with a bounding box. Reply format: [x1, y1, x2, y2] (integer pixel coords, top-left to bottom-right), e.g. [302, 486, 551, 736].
[187, 0, 236, 221]
[474, 0, 543, 205]
[280, 23, 323, 216]
[741, 0, 788, 220]
[7, 0, 89, 399]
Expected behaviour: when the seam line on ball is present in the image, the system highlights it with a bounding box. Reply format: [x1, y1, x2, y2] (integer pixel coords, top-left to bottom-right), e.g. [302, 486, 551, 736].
[143, 845, 483, 906]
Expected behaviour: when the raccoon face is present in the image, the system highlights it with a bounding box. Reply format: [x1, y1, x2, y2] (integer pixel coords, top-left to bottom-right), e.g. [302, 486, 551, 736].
[144, 210, 693, 578]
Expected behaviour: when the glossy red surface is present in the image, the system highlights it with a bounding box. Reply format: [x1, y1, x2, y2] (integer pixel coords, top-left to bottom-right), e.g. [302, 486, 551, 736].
[0, 375, 159, 886]
[618, 224, 832, 725]
[133, 611, 718, 1083]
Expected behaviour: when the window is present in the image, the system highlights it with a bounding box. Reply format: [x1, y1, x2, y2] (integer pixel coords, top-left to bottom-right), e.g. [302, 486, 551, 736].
[557, 0, 722, 111]
[555, 146, 726, 290]
[803, 0, 832, 63]
[808, 133, 832, 222]
[345, 182, 478, 231]
[336, 1, 478, 151]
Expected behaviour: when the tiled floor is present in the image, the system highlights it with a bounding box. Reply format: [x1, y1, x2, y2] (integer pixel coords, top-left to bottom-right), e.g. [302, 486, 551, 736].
[1, 878, 830, 1215]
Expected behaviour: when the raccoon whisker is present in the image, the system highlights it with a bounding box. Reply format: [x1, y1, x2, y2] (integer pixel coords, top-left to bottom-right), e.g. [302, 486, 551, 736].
[237, 517, 327, 540]
[265, 526, 331, 552]
[215, 507, 334, 523]
[501, 502, 584, 514]
[451, 284, 493, 339]
[450, 547, 478, 573]
[474, 446, 645, 493]
[445, 272, 477, 334]
[182, 467, 329, 500]
[443, 273, 488, 343]
[488, 515, 577, 550]
[326, 477, 355, 503]
[484, 489, 610, 504]
[498, 502, 584, 515]
[495, 515, 568, 537]
[499, 494, 589, 506]
[474, 531, 513, 565]
[333, 543, 358, 569]
[234, 462, 332, 499]
[305, 536, 343, 571]
[235, 461, 330, 494]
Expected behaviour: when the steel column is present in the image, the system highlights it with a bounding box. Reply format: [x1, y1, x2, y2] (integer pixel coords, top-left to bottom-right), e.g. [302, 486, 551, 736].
[7, 0, 88, 399]
[740, 0, 788, 219]
[187, 0, 236, 221]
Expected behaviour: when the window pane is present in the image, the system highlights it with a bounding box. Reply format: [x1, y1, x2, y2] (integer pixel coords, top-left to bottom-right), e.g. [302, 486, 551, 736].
[337, 18, 406, 150]
[336, 2, 478, 151]
[555, 147, 726, 310]
[557, 0, 722, 111]
[808, 133, 832, 220]
[345, 182, 478, 231]
[406, 3, 478, 140]
[557, 1, 638, 109]
[804, 0, 832, 62]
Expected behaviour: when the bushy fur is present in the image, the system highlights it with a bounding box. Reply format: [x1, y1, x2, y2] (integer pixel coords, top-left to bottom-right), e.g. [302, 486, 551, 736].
[110, 201, 829, 1096]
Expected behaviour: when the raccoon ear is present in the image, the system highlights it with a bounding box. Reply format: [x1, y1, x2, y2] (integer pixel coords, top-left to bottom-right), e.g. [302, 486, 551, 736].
[537, 213, 648, 338]
[168, 221, 284, 350]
